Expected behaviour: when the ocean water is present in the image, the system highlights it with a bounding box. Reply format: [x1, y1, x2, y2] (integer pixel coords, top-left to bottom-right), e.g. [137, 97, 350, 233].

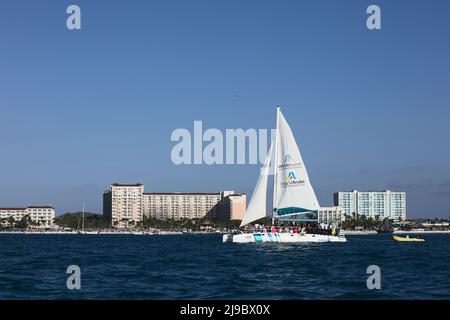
[0, 233, 449, 300]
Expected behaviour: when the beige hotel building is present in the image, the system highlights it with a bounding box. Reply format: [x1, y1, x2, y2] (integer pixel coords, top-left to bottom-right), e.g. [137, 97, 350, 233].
[103, 183, 144, 229]
[103, 183, 246, 228]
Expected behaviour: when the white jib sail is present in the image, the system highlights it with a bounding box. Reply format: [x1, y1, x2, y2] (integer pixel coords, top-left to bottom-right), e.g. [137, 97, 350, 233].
[240, 142, 274, 227]
[274, 109, 320, 216]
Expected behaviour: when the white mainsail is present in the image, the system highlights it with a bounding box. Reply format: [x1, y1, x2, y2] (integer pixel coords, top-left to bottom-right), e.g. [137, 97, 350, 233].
[240, 142, 274, 227]
[273, 108, 320, 217]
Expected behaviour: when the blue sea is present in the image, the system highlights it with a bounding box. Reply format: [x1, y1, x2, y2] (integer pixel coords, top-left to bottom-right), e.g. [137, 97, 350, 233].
[0, 234, 449, 300]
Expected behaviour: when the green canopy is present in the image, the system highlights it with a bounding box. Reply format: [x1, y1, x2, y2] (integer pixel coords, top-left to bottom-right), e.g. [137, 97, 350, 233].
[277, 218, 318, 222]
[276, 207, 318, 216]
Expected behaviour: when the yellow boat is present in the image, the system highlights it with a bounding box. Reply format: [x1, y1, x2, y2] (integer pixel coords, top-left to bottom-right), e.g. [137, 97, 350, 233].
[393, 235, 425, 242]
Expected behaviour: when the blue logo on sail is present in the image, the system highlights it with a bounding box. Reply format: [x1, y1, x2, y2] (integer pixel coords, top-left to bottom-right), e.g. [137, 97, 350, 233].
[283, 171, 305, 186]
[280, 154, 302, 170]
[284, 154, 292, 163]
[286, 171, 297, 183]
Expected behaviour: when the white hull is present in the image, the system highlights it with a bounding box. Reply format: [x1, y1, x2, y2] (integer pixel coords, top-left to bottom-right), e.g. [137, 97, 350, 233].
[77, 231, 99, 235]
[223, 232, 347, 243]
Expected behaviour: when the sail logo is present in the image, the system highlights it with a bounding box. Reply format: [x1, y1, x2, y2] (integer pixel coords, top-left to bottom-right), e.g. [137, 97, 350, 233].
[279, 155, 302, 170]
[284, 171, 305, 186]
[284, 155, 292, 163]
[286, 172, 298, 183]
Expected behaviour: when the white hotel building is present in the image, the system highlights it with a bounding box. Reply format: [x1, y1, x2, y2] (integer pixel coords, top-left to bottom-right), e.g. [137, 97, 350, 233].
[0, 206, 56, 227]
[334, 190, 406, 221]
[318, 207, 346, 225]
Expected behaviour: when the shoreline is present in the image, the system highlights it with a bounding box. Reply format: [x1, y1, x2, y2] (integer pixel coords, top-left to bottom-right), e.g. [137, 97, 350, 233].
[0, 230, 221, 235]
[341, 230, 378, 236]
[2, 230, 450, 236]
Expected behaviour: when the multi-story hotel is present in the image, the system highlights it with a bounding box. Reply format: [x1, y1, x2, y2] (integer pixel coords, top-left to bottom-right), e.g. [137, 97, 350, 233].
[334, 190, 406, 220]
[103, 183, 144, 229]
[143, 192, 222, 220]
[0, 205, 55, 227]
[103, 183, 246, 228]
[143, 191, 246, 221]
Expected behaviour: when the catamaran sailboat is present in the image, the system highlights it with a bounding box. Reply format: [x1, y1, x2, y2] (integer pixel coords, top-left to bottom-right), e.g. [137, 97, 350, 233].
[223, 107, 346, 243]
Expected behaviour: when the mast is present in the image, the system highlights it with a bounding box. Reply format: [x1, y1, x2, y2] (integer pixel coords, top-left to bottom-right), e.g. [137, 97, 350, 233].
[272, 106, 280, 225]
[82, 202, 85, 231]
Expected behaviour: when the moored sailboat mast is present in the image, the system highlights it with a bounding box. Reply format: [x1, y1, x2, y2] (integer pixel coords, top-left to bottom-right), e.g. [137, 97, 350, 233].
[82, 202, 85, 231]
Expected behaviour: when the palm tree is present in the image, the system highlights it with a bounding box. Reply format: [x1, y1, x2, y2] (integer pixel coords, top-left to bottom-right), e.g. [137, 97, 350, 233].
[0, 217, 7, 229]
[7, 216, 16, 228]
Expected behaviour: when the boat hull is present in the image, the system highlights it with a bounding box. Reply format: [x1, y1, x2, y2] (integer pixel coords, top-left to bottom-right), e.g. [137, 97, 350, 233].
[77, 231, 99, 235]
[223, 232, 347, 243]
[393, 235, 425, 242]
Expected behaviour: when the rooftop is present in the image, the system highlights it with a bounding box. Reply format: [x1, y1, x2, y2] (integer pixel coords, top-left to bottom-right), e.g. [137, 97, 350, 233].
[111, 183, 144, 187]
[143, 192, 222, 196]
[336, 190, 405, 193]
[27, 205, 54, 209]
[0, 205, 54, 210]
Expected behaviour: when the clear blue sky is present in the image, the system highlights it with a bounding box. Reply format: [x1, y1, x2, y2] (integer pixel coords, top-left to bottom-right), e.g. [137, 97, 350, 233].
[1, 0, 449, 218]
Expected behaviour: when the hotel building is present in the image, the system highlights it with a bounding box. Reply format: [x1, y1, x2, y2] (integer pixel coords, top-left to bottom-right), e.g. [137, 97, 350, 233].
[103, 184, 246, 228]
[318, 206, 346, 225]
[334, 190, 406, 220]
[0, 205, 55, 227]
[103, 183, 144, 229]
[217, 193, 247, 221]
[143, 192, 223, 220]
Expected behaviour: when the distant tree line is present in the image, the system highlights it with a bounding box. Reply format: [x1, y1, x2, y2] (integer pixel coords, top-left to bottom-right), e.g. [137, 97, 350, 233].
[53, 213, 242, 231]
[54, 212, 110, 229]
[0, 215, 42, 230]
[141, 216, 241, 231]
[0, 214, 49, 231]
[341, 213, 392, 232]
